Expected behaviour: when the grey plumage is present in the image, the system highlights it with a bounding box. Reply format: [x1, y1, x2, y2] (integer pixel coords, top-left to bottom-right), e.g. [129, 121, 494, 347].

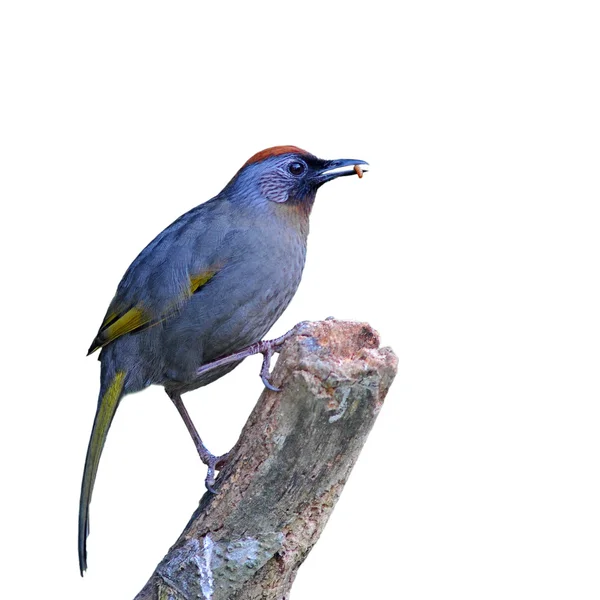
[79, 146, 368, 574]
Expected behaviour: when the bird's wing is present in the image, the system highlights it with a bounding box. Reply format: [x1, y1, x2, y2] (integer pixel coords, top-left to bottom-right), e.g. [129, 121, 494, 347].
[87, 204, 228, 355]
[87, 268, 219, 354]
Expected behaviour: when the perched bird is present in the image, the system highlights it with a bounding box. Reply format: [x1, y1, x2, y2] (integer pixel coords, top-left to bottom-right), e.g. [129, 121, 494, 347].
[79, 145, 368, 574]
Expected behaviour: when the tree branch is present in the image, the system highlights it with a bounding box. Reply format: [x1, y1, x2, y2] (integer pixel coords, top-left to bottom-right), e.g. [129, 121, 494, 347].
[134, 319, 398, 600]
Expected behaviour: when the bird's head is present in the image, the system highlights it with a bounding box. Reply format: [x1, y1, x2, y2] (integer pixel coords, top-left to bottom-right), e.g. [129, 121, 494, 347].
[225, 145, 368, 217]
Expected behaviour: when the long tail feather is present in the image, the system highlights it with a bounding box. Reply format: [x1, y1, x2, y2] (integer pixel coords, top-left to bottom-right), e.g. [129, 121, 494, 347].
[78, 370, 126, 575]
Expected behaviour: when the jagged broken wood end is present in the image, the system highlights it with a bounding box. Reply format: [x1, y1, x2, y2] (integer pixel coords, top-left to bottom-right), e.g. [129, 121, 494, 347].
[134, 319, 398, 600]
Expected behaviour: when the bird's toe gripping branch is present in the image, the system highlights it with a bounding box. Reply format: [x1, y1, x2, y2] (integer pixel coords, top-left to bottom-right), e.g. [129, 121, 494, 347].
[196, 322, 308, 391]
[259, 345, 280, 391]
[168, 390, 232, 493]
[204, 450, 231, 493]
[166, 323, 307, 494]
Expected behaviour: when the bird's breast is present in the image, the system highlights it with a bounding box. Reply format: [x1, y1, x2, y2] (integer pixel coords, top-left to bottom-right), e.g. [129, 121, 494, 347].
[160, 224, 307, 381]
[206, 227, 307, 354]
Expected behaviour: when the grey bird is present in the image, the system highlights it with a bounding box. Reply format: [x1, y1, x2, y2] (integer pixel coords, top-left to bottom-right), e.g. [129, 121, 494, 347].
[79, 145, 368, 574]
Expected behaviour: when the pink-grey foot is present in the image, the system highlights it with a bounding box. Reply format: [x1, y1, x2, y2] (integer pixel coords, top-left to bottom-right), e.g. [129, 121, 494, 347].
[168, 391, 230, 493]
[196, 322, 307, 392]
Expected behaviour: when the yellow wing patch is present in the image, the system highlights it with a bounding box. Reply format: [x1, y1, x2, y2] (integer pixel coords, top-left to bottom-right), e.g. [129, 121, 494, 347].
[190, 269, 218, 294]
[100, 306, 149, 342]
[87, 267, 220, 355]
[87, 306, 151, 355]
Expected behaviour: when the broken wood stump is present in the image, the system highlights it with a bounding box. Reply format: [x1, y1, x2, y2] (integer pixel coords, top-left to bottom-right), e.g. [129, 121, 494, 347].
[134, 319, 398, 600]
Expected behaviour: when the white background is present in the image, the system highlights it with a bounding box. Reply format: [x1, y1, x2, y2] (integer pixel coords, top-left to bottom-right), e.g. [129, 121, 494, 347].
[1, 1, 599, 598]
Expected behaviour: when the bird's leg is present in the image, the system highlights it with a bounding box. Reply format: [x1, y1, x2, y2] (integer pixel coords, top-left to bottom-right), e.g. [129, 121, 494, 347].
[196, 322, 308, 392]
[167, 391, 229, 493]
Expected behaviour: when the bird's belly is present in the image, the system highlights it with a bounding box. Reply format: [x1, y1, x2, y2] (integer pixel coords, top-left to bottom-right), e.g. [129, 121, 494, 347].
[160, 246, 305, 386]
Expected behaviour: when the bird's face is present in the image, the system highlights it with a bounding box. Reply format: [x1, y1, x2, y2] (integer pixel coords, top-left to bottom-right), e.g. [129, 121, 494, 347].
[229, 146, 368, 214]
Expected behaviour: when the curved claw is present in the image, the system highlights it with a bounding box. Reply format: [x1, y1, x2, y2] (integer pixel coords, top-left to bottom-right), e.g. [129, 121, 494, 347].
[259, 346, 282, 392]
[204, 451, 231, 494]
[261, 374, 281, 392]
[204, 458, 218, 493]
[205, 471, 217, 494]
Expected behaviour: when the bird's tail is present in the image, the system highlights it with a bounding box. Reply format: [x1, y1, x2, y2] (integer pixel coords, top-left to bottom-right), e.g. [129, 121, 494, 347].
[78, 370, 126, 576]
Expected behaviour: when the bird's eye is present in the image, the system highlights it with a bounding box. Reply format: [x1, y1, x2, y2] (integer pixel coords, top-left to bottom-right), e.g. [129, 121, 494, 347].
[288, 161, 306, 176]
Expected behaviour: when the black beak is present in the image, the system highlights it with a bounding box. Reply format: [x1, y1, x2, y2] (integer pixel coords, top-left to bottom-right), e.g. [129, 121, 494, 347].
[316, 158, 369, 184]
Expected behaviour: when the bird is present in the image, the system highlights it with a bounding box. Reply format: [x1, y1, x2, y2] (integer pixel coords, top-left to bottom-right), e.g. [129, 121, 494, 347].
[78, 145, 368, 575]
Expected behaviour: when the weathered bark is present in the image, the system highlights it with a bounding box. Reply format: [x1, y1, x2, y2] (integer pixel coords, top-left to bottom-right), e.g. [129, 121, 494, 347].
[134, 319, 398, 600]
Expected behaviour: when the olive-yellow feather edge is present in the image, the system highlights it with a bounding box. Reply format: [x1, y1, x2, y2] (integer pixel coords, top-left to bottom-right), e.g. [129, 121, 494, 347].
[78, 370, 126, 574]
[189, 269, 218, 294]
[87, 268, 219, 355]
